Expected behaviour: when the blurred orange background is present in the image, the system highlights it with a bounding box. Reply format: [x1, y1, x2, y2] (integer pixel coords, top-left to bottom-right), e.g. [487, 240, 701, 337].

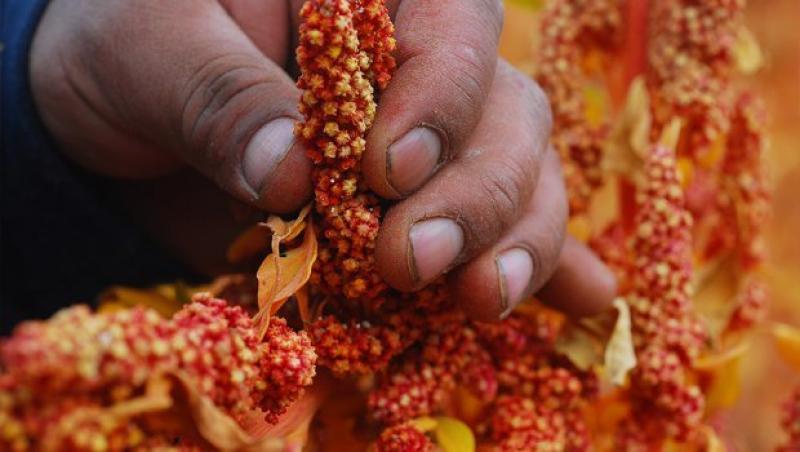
[499, 1, 800, 449]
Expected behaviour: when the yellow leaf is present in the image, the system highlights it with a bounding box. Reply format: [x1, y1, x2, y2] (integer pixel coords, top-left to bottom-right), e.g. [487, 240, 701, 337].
[555, 299, 635, 384]
[676, 157, 695, 189]
[772, 323, 800, 372]
[254, 206, 318, 335]
[97, 286, 185, 317]
[434, 417, 476, 452]
[265, 205, 312, 243]
[659, 118, 683, 152]
[584, 84, 610, 127]
[410, 416, 438, 433]
[603, 77, 651, 175]
[227, 224, 272, 264]
[695, 341, 749, 413]
[733, 27, 764, 75]
[505, 0, 544, 11]
[604, 298, 637, 385]
[555, 319, 606, 371]
[693, 256, 739, 340]
[167, 372, 285, 452]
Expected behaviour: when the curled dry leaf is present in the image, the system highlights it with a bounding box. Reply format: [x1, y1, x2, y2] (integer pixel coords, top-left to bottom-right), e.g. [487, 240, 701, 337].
[692, 256, 739, 341]
[555, 319, 606, 371]
[603, 76, 651, 175]
[242, 375, 332, 441]
[556, 298, 636, 385]
[604, 298, 637, 385]
[227, 224, 273, 264]
[227, 205, 313, 265]
[166, 372, 286, 452]
[254, 205, 317, 332]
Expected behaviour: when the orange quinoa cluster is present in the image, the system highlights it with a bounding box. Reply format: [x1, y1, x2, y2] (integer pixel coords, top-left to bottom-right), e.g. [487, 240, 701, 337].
[0, 0, 774, 450]
[0, 295, 315, 450]
[536, 0, 623, 214]
[647, 0, 745, 155]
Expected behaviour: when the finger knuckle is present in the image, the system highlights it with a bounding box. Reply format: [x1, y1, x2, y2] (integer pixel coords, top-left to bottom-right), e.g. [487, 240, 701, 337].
[441, 43, 492, 111]
[477, 0, 505, 36]
[478, 159, 531, 232]
[181, 55, 271, 165]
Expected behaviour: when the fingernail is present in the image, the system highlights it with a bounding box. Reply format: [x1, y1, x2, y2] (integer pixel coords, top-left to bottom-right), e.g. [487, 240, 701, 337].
[497, 248, 534, 317]
[243, 118, 296, 195]
[409, 218, 464, 283]
[387, 127, 442, 195]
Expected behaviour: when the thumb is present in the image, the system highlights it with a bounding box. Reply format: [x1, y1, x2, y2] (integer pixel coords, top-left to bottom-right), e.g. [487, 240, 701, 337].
[82, 2, 310, 213]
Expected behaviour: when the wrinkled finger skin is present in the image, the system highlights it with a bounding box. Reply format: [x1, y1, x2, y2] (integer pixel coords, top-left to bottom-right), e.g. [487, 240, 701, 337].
[29, 0, 615, 315]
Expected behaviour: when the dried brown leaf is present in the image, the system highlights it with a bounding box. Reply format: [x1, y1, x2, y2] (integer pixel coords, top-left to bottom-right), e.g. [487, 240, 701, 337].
[255, 206, 318, 334]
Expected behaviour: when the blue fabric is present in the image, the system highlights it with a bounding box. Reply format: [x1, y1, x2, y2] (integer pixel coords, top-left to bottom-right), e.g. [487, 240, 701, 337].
[1, 0, 191, 333]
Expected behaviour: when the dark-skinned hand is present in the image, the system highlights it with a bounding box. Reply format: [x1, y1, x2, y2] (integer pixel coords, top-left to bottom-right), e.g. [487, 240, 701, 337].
[30, 0, 616, 320]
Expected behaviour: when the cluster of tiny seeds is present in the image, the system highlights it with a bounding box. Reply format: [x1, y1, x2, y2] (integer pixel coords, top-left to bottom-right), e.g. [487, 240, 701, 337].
[41, 404, 158, 452]
[296, 1, 768, 450]
[374, 422, 433, 452]
[352, 0, 396, 90]
[719, 93, 770, 272]
[0, 295, 316, 450]
[647, 0, 744, 154]
[779, 389, 800, 452]
[623, 144, 707, 444]
[296, 0, 395, 305]
[368, 317, 490, 424]
[726, 277, 768, 333]
[365, 309, 596, 448]
[296, 7, 592, 444]
[308, 315, 406, 375]
[254, 313, 319, 422]
[624, 348, 705, 442]
[486, 396, 590, 452]
[630, 145, 706, 360]
[536, 0, 623, 214]
[495, 354, 595, 411]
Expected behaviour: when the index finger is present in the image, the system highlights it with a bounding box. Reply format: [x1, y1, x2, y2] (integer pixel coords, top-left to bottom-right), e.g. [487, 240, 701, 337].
[361, 0, 505, 198]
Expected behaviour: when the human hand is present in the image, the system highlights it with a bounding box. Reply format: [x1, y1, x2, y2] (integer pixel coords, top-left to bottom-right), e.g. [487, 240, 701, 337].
[30, 0, 615, 320]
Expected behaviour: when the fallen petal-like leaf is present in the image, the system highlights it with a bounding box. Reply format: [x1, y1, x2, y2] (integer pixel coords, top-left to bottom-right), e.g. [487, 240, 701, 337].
[227, 224, 273, 264]
[170, 372, 285, 452]
[733, 27, 764, 75]
[603, 77, 651, 175]
[255, 209, 318, 333]
[605, 298, 637, 385]
[434, 417, 476, 452]
[555, 299, 635, 382]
